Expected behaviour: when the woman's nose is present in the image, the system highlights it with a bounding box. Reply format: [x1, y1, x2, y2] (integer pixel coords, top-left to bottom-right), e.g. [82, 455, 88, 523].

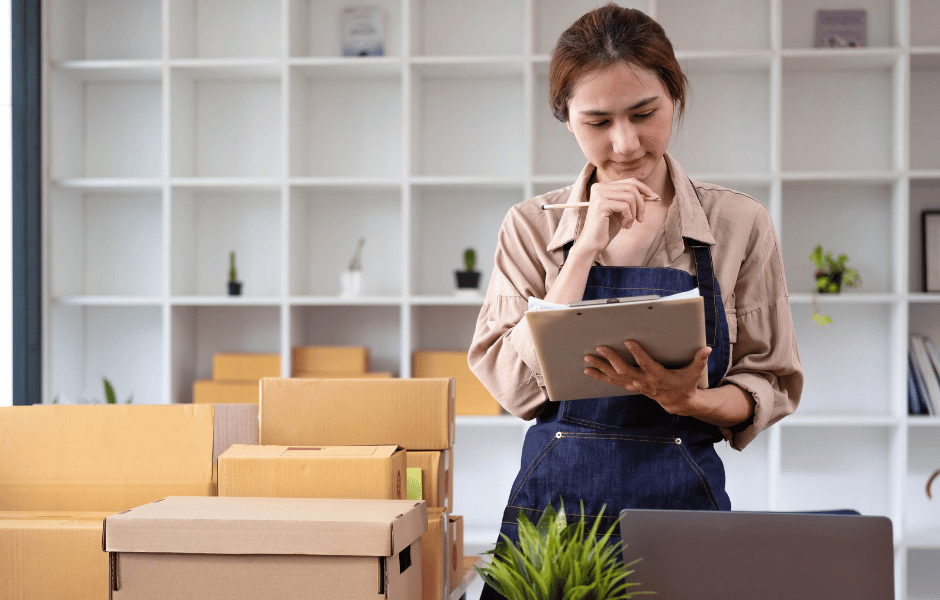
[610, 121, 640, 155]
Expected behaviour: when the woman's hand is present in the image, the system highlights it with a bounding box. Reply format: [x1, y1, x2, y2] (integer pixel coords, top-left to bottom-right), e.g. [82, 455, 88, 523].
[575, 178, 660, 257]
[583, 340, 711, 416]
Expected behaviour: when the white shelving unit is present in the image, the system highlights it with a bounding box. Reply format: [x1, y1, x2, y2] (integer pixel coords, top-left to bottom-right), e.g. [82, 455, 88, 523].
[41, 1, 940, 597]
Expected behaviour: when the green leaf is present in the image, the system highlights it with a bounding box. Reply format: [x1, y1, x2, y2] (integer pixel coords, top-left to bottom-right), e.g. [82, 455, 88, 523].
[103, 378, 117, 404]
[813, 311, 833, 326]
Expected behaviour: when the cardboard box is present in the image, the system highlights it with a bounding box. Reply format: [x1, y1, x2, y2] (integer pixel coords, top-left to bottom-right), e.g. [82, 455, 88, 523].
[293, 370, 393, 379]
[213, 353, 281, 380]
[104, 496, 426, 600]
[260, 378, 455, 450]
[422, 508, 449, 600]
[413, 351, 503, 415]
[406, 450, 452, 511]
[219, 444, 407, 500]
[0, 404, 258, 511]
[193, 380, 259, 404]
[292, 345, 370, 374]
[0, 511, 111, 600]
[447, 514, 464, 593]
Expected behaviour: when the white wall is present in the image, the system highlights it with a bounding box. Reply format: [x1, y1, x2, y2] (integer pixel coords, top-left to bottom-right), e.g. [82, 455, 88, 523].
[2, 0, 13, 406]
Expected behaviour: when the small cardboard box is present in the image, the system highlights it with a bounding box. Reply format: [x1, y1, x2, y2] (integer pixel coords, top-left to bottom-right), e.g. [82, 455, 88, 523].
[406, 450, 452, 511]
[292, 345, 370, 374]
[0, 404, 258, 511]
[213, 353, 281, 380]
[0, 511, 111, 600]
[104, 496, 426, 600]
[260, 378, 455, 450]
[219, 444, 407, 500]
[293, 370, 393, 379]
[422, 508, 449, 600]
[413, 350, 503, 415]
[193, 380, 259, 404]
[447, 514, 464, 593]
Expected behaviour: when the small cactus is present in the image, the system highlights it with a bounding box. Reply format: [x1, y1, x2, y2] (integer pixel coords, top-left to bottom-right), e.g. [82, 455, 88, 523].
[229, 251, 238, 282]
[463, 248, 476, 272]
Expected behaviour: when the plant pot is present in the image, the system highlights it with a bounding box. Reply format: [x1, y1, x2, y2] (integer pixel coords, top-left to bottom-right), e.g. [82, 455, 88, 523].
[455, 270, 480, 289]
[341, 270, 362, 297]
[228, 281, 242, 296]
[815, 270, 842, 294]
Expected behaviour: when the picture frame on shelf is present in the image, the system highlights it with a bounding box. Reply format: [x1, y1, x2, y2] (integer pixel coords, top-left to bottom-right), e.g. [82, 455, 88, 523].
[814, 9, 867, 48]
[341, 6, 385, 57]
[922, 211, 940, 292]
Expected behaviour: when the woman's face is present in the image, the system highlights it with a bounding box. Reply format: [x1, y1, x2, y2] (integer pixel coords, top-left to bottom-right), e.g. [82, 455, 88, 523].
[566, 62, 675, 185]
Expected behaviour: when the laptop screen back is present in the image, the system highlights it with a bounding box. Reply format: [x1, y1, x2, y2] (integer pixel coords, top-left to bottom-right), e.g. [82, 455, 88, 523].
[618, 509, 894, 600]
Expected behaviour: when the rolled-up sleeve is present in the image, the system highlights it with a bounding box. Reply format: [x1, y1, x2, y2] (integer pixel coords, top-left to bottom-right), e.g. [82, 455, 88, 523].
[719, 208, 803, 450]
[468, 207, 555, 420]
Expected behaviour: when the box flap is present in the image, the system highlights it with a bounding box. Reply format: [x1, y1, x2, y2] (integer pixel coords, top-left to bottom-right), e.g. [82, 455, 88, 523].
[105, 496, 427, 557]
[221, 444, 401, 459]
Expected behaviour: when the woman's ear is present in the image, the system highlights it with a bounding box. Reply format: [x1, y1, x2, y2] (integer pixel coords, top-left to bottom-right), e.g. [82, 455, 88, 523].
[566, 120, 573, 135]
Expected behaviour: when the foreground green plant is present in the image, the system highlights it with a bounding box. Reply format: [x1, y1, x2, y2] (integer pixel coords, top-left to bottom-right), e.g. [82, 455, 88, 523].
[475, 500, 652, 600]
[52, 377, 133, 404]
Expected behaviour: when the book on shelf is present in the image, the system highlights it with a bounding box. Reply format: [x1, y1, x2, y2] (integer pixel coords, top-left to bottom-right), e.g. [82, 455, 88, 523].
[908, 354, 930, 416]
[341, 6, 385, 57]
[814, 9, 867, 48]
[909, 334, 938, 416]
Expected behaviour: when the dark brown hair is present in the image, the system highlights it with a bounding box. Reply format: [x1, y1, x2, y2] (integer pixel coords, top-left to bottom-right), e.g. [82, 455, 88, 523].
[549, 4, 688, 123]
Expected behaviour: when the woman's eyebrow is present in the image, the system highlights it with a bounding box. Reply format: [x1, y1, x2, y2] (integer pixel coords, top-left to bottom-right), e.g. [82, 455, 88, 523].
[578, 96, 660, 116]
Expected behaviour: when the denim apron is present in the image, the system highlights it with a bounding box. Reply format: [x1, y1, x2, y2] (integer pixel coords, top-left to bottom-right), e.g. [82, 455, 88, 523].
[480, 235, 733, 600]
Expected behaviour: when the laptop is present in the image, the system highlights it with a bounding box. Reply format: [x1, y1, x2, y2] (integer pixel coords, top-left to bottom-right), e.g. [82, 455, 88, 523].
[618, 509, 894, 600]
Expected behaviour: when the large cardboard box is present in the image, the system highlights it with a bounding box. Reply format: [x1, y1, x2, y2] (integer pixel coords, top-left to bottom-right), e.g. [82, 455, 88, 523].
[0, 404, 258, 511]
[413, 350, 503, 415]
[406, 450, 452, 511]
[193, 380, 259, 404]
[422, 508, 449, 600]
[213, 353, 281, 380]
[0, 511, 111, 600]
[447, 514, 464, 594]
[260, 378, 455, 450]
[293, 370, 393, 379]
[219, 444, 408, 500]
[104, 496, 426, 600]
[292, 345, 370, 374]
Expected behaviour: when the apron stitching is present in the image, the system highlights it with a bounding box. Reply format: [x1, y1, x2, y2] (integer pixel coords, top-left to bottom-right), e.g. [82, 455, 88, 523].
[508, 437, 561, 505]
[674, 445, 720, 510]
[562, 432, 676, 443]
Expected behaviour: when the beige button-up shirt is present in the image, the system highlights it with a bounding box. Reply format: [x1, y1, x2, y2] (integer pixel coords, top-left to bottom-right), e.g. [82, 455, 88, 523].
[468, 153, 802, 450]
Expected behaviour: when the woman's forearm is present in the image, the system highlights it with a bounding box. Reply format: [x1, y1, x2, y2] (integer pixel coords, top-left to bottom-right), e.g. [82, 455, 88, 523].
[544, 244, 596, 305]
[689, 383, 754, 429]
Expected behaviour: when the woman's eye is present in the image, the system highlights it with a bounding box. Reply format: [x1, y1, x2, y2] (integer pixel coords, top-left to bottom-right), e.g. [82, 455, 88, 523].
[587, 120, 609, 128]
[634, 111, 655, 120]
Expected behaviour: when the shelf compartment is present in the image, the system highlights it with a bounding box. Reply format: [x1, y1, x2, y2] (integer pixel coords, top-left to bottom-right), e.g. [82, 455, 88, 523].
[289, 305, 401, 375]
[790, 302, 893, 415]
[907, 549, 940, 599]
[716, 431, 770, 511]
[289, 0, 402, 58]
[912, 0, 940, 48]
[909, 180, 940, 293]
[170, 187, 282, 297]
[778, 426, 892, 516]
[658, 0, 770, 52]
[411, 305, 480, 353]
[781, 0, 896, 49]
[411, 69, 524, 178]
[670, 63, 770, 176]
[782, 65, 895, 172]
[49, 187, 163, 298]
[782, 181, 895, 294]
[905, 427, 940, 539]
[289, 65, 402, 178]
[49, 72, 162, 180]
[168, 0, 281, 59]
[910, 65, 940, 171]
[169, 68, 282, 178]
[411, 0, 523, 57]
[410, 185, 522, 296]
[47, 0, 162, 61]
[49, 305, 164, 405]
[288, 186, 403, 297]
[170, 305, 281, 402]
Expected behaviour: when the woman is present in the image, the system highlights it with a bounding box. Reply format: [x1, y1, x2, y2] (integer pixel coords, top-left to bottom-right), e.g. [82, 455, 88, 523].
[468, 5, 803, 596]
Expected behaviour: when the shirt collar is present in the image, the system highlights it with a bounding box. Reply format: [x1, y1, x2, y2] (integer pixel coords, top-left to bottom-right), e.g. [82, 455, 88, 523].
[546, 153, 716, 262]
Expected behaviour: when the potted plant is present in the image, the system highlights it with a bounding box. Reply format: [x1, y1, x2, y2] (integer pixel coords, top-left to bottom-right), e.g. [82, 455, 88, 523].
[52, 377, 133, 404]
[341, 237, 365, 297]
[228, 251, 242, 296]
[455, 247, 481, 292]
[809, 245, 860, 326]
[475, 500, 651, 599]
